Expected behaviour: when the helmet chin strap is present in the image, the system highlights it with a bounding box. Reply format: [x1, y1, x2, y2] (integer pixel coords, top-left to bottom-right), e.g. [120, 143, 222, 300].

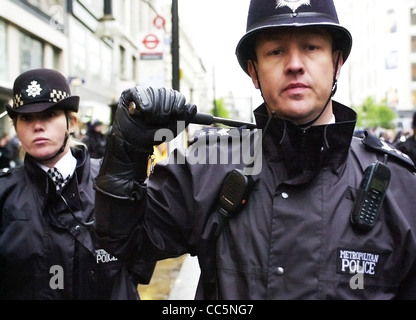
[42, 112, 70, 162]
[297, 78, 337, 129]
[253, 52, 341, 129]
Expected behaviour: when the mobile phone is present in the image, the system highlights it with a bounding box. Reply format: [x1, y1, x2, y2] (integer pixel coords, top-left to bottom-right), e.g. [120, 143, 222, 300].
[350, 161, 391, 231]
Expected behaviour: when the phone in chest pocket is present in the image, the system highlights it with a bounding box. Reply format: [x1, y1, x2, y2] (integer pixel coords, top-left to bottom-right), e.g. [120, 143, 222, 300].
[350, 160, 391, 231]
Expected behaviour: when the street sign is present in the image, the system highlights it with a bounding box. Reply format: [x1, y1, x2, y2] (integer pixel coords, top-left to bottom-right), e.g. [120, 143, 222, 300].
[140, 32, 163, 60]
[153, 15, 166, 30]
[142, 33, 160, 50]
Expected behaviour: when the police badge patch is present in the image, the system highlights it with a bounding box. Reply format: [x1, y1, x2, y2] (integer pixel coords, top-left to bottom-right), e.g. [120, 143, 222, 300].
[337, 248, 384, 278]
[276, 0, 311, 12]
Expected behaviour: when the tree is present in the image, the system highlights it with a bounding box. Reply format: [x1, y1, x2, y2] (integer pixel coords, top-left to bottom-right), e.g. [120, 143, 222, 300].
[211, 98, 229, 119]
[352, 96, 397, 130]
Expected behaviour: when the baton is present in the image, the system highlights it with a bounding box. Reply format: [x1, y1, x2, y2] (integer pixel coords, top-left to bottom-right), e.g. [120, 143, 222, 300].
[128, 102, 257, 129]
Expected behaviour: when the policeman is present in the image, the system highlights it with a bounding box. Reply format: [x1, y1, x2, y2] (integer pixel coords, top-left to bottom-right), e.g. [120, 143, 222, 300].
[94, 0, 416, 299]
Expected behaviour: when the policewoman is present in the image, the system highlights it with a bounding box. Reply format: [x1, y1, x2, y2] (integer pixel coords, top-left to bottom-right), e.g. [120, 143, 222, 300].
[94, 0, 416, 299]
[0, 69, 150, 300]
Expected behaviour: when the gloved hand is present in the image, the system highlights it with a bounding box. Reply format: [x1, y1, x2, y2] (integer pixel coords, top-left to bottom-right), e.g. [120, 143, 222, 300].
[114, 86, 197, 155]
[94, 86, 197, 200]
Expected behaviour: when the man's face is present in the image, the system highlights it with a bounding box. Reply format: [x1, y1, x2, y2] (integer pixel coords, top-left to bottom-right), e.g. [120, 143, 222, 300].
[248, 27, 343, 126]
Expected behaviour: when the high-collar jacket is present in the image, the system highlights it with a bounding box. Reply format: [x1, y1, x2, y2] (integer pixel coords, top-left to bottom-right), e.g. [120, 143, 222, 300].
[95, 101, 416, 300]
[0, 146, 142, 300]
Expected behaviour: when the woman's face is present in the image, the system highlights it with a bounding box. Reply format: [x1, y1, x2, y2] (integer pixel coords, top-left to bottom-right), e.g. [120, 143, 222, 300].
[16, 109, 74, 166]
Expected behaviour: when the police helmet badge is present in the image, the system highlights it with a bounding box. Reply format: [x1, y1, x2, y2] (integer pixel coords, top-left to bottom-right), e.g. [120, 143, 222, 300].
[276, 0, 311, 12]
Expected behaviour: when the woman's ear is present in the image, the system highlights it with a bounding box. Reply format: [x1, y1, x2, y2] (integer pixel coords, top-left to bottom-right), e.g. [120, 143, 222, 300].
[247, 60, 260, 89]
[68, 115, 78, 134]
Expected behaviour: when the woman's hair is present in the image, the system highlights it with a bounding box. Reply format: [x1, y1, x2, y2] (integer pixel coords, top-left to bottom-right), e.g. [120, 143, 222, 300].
[12, 110, 86, 159]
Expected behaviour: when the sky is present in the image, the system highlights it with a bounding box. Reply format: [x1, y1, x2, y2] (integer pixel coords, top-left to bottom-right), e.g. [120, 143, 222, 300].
[178, 0, 260, 106]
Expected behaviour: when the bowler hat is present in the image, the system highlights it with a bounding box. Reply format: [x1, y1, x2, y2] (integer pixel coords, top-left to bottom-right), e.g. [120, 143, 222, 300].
[6, 68, 79, 119]
[236, 0, 353, 75]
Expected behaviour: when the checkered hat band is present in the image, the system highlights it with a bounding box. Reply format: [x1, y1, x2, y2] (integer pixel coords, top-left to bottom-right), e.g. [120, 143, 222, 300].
[13, 90, 69, 108]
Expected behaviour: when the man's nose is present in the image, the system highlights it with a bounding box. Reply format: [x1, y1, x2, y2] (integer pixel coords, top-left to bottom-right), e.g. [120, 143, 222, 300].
[285, 48, 304, 73]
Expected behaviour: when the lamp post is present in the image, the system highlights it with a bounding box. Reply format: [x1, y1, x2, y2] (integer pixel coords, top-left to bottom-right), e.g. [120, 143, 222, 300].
[171, 0, 180, 91]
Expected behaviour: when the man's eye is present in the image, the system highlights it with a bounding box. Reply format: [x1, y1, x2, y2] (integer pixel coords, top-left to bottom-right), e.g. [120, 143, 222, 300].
[270, 49, 282, 56]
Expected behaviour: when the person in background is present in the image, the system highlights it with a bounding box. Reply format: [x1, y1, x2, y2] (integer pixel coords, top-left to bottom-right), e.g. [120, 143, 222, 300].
[0, 132, 13, 171]
[0, 68, 152, 300]
[94, 0, 416, 299]
[8, 133, 23, 168]
[395, 111, 416, 165]
[83, 120, 107, 159]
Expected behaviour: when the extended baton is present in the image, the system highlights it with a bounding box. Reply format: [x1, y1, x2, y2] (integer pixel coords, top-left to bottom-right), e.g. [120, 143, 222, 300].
[128, 102, 257, 129]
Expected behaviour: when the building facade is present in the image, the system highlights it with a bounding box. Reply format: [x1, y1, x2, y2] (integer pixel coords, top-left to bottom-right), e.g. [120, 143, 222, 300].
[0, 0, 210, 137]
[335, 0, 416, 129]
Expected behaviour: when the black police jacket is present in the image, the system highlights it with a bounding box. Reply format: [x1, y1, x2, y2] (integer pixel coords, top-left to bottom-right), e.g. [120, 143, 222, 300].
[0, 145, 143, 300]
[95, 101, 416, 299]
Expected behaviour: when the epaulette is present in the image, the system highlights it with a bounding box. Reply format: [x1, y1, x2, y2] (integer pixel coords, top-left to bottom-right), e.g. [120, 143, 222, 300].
[0, 169, 11, 178]
[190, 127, 249, 146]
[362, 131, 415, 169]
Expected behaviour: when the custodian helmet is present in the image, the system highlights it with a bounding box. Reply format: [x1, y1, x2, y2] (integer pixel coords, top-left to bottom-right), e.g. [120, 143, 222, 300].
[235, 0, 352, 75]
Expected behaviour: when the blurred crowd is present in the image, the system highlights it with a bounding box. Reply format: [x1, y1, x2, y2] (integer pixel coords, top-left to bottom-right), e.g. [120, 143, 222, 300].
[0, 131, 22, 171]
[354, 110, 416, 165]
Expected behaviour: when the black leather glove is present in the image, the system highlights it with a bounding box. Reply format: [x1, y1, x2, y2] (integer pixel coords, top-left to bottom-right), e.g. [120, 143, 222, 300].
[114, 86, 197, 155]
[94, 86, 197, 200]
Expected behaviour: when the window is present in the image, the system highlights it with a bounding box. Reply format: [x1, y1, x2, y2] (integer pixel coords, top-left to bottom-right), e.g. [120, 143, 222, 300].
[412, 36, 416, 53]
[132, 56, 137, 81]
[52, 46, 61, 70]
[119, 45, 126, 78]
[20, 32, 43, 72]
[0, 20, 7, 82]
[78, 0, 104, 18]
[411, 8, 416, 25]
[412, 90, 416, 108]
[412, 63, 416, 82]
[89, 36, 101, 80]
[71, 22, 87, 75]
